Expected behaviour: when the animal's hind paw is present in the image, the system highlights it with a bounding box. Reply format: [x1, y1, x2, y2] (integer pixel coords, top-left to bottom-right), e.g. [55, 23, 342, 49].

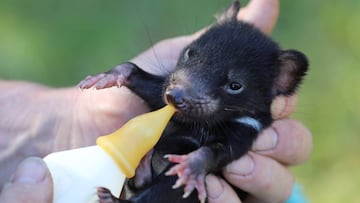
[78, 62, 136, 89]
[165, 152, 209, 203]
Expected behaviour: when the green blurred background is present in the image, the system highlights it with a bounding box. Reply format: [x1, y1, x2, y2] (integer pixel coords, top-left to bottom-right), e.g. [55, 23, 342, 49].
[0, 0, 359, 202]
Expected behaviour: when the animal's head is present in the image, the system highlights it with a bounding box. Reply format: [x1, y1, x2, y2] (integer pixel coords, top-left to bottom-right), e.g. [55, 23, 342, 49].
[164, 1, 308, 123]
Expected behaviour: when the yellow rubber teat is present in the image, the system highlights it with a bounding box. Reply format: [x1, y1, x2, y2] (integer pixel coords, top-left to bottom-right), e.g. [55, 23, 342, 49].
[96, 105, 176, 178]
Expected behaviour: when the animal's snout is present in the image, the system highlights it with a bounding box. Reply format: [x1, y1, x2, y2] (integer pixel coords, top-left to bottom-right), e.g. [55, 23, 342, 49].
[165, 87, 186, 108]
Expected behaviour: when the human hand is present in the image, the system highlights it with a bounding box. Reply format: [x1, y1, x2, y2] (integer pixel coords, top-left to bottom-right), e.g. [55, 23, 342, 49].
[130, 0, 279, 76]
[69, 0, 280, 142]
[0, 2, 311, 202]
[47, 0, 282, 150]
[0, 157, 53, 203]
[74, 0, 281, 144]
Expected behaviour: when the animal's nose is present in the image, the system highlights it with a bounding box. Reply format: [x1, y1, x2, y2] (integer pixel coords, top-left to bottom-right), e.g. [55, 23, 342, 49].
[165, 87, 185, 107]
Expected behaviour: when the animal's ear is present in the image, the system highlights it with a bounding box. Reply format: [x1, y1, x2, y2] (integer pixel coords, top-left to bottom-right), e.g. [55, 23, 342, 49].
[273, 50, 309, 96]
[216, 1, 240, 23]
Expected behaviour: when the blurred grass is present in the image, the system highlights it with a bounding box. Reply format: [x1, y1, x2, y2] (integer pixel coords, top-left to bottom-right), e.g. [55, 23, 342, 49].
[0, 0, 359, 202]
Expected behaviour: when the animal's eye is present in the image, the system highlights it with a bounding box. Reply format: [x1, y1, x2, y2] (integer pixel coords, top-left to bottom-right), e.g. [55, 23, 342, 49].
[226, 82, 244, 94]
[183, 48, 194, 61]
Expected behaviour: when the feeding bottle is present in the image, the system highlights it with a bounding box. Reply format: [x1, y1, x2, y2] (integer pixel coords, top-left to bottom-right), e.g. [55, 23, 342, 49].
[43, 105, 175, 203]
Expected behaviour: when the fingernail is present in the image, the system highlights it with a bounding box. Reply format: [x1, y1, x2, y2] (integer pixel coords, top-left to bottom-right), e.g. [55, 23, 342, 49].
[205, 175, 223, 199]
[252, 127, 278, 151]
[225, 155, 254, 176]
[11, 157, 47, 184]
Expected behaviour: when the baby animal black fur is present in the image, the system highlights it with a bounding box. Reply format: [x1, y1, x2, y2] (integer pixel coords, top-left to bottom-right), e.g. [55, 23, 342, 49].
[79, 1, 308, 203]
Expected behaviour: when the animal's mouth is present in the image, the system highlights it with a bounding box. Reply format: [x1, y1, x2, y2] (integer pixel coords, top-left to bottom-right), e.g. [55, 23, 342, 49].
[163, 85, 220, 122]
[166, 98, 219, 123]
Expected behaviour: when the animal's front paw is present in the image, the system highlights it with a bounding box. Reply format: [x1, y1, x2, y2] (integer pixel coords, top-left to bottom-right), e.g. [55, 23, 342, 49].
[97, 187, 120, 203]
[78, 62, 136, 89]
[165, 153, 208, 203]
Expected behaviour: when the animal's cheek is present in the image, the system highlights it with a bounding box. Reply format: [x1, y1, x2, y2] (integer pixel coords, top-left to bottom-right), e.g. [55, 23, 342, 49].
[173, 97, 220, 119]
[191, 97, 220, 116]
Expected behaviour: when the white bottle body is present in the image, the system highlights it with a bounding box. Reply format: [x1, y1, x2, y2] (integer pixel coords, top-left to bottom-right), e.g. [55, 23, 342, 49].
[43, 146, 125, 203]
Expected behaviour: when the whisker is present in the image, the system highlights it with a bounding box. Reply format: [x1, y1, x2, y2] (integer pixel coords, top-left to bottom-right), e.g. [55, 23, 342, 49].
[144, 25, 168, 74]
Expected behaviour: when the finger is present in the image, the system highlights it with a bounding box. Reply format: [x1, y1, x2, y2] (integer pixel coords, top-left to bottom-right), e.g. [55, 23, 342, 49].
[131, 36, 195, 75]
[252, 119, 313, 165]
[224, 153, 294, 203]
[0, 157, 53, 203]
[271, 94, 298, 119]
[206, 174, 242, 203]
[237, 0, 279, 34]
[131, 0, 280, 76]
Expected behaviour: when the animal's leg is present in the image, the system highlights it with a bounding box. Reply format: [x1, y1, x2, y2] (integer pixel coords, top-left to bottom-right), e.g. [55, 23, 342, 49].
[97, 187, 132, 203]
[78, 62, 137, 89]
[78, 62, 166, 109]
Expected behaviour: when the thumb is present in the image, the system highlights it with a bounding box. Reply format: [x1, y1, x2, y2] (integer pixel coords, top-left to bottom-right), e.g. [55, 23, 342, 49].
[0, 157, 53, 203]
